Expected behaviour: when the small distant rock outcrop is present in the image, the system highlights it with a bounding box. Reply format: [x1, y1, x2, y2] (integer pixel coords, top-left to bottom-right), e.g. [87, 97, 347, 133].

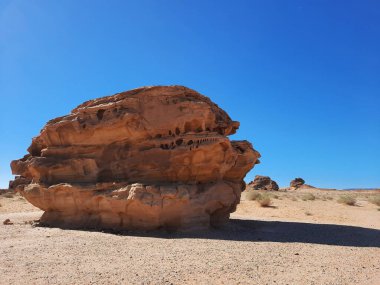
[3, 219, 13, 225]
[290, 178, 305, 189]
[248, 175, 279, 191]
[10, 85, 261, 231]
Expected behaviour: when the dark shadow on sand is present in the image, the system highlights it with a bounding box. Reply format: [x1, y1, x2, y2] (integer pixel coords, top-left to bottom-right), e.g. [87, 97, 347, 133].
[98, 218, 380, 248]
[38, 218, 380, 248]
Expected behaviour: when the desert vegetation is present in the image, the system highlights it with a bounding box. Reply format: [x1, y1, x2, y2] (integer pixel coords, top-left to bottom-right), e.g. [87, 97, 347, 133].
[301, 193, 316, 201]
[369, 195, 380, 206]
[337, 195, 356, 206]
[245, 191, 273, 207]
[3, 193, 14, 199]
[245, 191, 261, 201]
[243, 188, 380, 214]
[256, 194, 272, 207]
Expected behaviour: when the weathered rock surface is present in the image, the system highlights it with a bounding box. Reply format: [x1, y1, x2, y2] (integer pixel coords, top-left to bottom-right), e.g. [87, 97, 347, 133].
[290, 178, 305, 189]
[248, 175, 279, 191]
[10, 86, 260, 231]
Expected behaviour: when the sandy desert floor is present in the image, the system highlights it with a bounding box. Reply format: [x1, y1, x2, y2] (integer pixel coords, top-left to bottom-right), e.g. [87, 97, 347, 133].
[1, 189, 379, 285]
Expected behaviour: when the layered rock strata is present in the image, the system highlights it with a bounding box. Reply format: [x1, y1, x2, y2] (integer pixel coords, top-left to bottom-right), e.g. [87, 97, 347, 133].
[11, 86, 260, 231]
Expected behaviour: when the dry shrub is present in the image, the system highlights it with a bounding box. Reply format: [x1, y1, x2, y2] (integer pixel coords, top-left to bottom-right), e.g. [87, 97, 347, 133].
[301, 193, 316, 201]
[369, 195, 380, 206]
[326, 196, 334, 200]
[291, 197, 297, 201]
[3, 193, 14, 199]
[257, 194, 272, 207]
[338, 195, 356, 206]
[266, 193, 279, 199]
[245, 191, 261, 201]
[305, 211, 312, 216]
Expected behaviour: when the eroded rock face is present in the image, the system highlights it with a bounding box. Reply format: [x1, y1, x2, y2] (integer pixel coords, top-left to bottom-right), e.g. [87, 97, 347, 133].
[248, 175, 279, 191]
[10, 86, 260, 231]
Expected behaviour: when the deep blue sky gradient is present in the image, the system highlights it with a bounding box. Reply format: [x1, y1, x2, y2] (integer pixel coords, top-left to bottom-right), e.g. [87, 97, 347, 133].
[1, 0, 379, 188]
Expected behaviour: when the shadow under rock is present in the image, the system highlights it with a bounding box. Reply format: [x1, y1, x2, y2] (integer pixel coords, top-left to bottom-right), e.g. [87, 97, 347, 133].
[120, 218, 380, 248]
[38, 218, 380, 248]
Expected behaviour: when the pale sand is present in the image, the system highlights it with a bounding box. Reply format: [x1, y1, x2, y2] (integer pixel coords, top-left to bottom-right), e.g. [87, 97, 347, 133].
[0, 190, 379, 285]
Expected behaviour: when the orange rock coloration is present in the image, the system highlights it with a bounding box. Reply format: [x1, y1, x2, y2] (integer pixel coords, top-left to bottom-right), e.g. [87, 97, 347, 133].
[10, 86, 260, 231]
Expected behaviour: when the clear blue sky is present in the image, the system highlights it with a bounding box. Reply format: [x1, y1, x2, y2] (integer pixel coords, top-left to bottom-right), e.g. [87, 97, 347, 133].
[1, 0, 379, 189]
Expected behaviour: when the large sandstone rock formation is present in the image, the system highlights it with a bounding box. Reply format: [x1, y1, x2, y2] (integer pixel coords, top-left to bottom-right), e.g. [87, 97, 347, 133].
[10, 86, 260, 231]
[248, 175, 279, 191]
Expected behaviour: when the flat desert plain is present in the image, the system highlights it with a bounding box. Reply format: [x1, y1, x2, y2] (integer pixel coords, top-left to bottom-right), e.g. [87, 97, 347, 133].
[1, 189, 379, 285]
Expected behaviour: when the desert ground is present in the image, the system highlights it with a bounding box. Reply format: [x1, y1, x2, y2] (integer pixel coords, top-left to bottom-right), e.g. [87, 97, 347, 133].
[1, 188, 379, 285]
